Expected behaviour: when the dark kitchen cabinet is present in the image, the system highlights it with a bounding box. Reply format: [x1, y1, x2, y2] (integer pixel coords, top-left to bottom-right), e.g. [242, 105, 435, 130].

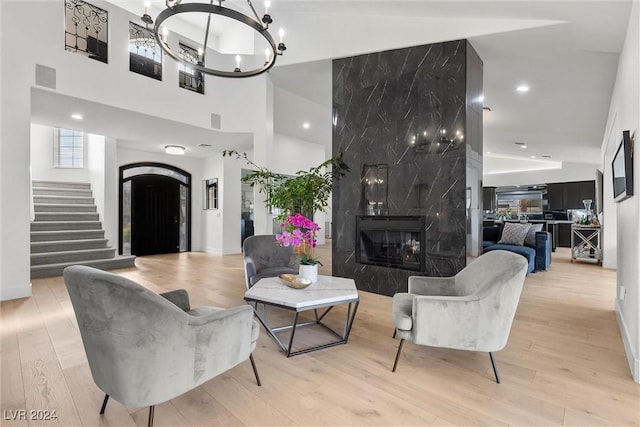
[546, 180, 595, 211]
[546, 183, 564, 210]
[557, 223, 572, 247]
[579, 181, 596, 207]
[563, 182, 582, 209]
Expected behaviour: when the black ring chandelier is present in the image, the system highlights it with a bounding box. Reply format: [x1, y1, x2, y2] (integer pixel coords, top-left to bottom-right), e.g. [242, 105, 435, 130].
[150, 0, 287, 78]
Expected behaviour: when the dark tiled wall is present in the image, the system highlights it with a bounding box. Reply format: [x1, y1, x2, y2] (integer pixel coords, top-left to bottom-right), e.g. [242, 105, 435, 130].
[332, 40, 483, 296]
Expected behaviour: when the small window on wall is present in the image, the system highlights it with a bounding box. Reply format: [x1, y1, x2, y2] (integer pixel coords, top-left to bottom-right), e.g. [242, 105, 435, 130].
[129, 22, 162, 80]
[178, 42, 204, 94]
[53, 128, 84, 168]
[64, 0, 108, 64]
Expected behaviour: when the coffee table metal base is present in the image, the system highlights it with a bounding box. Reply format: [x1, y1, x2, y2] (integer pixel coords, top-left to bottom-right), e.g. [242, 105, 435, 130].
[247, 300, 359, 357]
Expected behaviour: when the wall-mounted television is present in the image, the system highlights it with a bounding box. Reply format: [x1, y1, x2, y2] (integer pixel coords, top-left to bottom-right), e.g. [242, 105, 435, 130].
[612, 130, 634, 203]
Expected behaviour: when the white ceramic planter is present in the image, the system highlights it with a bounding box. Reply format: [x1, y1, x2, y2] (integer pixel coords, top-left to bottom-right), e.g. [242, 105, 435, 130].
[299, 264, 318, 283]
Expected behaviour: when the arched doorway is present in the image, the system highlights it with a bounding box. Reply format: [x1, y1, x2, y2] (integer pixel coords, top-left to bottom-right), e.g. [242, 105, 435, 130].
[119, 163, 191, 256]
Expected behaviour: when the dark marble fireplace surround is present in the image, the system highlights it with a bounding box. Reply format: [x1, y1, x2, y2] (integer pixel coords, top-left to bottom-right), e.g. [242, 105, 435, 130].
[332, 39, 483, 297]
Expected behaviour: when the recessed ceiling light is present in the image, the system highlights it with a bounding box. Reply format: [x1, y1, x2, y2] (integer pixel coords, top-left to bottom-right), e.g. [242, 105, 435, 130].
[486, 151, 491, 155]
[164, 145, 185, 155]
[71, 113, 83, 120]
[516, 85, 530, 93]
[530, 155, 536, 159]
[514, 142, 527, 149]
[303, 122, 310, 129]
[541, 155, 551, 158]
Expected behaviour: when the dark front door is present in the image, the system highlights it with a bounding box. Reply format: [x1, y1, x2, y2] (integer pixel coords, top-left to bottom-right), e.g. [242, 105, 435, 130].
[131, 175, 180, 256]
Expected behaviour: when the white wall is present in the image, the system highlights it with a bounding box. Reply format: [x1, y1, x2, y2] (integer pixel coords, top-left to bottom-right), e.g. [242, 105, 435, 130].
[202, 154, 240, 254]
[87, 134, 106, 238]
[30, 123, 90, 182]
[601, 1, 640, 383]
[221, 155, 242, 254]
[483, 161, 599, 187]
[0, 0, 274, 300]
[86, 134, 118, 249]
[1, 1, 34, 300]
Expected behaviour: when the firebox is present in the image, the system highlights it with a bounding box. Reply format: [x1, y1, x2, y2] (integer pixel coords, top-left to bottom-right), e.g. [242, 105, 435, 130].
[356, 216, 425, 272]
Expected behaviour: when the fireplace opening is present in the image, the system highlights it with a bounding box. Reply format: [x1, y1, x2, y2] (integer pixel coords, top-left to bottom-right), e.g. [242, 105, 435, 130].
[356, 216, 425, 272]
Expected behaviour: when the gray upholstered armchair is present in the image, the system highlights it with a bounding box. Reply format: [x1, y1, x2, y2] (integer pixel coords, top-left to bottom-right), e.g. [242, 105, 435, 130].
[243, 234, 298, 289]
[391, 250, 528, 383]
[63, 265, 261, 427]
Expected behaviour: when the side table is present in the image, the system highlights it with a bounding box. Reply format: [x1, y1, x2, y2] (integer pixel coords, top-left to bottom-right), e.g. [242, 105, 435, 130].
[244, 275, 359, 357]
[571, 225, 602, 265]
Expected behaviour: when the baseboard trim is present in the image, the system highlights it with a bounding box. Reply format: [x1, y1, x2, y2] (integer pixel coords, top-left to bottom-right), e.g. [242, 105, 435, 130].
[203, 247, 242, 256]
[0, 282, 33, 301]
[616, 302, 640, 383]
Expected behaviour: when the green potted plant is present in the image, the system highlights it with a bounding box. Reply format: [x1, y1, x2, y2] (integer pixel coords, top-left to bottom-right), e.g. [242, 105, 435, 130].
[222, 150, 349, 220]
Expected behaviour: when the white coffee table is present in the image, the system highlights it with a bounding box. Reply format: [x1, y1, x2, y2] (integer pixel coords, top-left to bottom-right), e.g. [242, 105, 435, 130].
[244, 275, 359, 357]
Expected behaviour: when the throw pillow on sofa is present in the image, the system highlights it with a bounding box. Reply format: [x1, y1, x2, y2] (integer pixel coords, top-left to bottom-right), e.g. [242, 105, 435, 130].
[524, 223, 544, 247]
[498, 222, 531, 246]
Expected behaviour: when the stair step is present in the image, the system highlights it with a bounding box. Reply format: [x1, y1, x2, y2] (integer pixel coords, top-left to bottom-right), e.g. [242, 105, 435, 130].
[34, 212, 100, 222]
[31, 221, 102, 231]
[33, 188, 93, 197]
[30, 256, 136, 279]
[31, 248, 116, 266]
[33, 195, 95, 205]
[34, 203, 97, 213]
[31, 230, 105, 242]
[31, 239, 109, 253]
[32, 181, 91, 190]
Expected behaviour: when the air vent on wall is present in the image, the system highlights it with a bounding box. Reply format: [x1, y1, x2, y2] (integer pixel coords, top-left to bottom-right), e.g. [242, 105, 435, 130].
[35, 64, 56, 89]
[210, 113, 221, 130]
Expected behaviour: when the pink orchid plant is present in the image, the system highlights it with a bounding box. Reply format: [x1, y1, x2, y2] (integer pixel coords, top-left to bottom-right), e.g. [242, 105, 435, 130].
[275, 213, 322, 265]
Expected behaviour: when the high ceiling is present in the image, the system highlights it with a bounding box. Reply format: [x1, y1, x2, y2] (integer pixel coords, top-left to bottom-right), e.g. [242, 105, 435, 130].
[265, 0, 631, 170]
[37, 0, 632, 171]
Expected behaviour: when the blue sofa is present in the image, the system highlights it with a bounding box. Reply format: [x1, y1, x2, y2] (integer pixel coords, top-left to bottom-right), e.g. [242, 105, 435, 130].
[482, 224, 551, 274]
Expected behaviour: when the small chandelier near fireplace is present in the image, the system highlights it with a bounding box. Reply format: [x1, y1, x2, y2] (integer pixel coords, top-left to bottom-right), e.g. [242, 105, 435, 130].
[147, 0, 287, 78]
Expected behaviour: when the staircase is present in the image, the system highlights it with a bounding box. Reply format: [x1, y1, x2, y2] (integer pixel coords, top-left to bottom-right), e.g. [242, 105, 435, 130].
[30, 180, 136, 279]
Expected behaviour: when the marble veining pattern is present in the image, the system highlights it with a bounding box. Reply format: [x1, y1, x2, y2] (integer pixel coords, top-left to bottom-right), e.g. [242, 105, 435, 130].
[332, 40, 483, 297]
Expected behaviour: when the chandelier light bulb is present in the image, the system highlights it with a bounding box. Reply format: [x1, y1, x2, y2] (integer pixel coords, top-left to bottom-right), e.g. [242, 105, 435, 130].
[236, 55, 242, 67]
[197, 47, 203, 59]
[264, 0, 270, 14]
[161, 26, 168, 42]
[144, 0, 151, 9]
[264, 48, 271, 62]
[279, 28, 285, 43]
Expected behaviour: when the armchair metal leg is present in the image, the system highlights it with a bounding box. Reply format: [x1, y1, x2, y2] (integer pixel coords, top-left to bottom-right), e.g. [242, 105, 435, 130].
[489, 352, 501, 384]
[392, 329, 397, 339]
[99, 394, 109, 414]
[147, 405, 155, 427]
[392, 339, 405, 372]
[249, 354, 262, 386]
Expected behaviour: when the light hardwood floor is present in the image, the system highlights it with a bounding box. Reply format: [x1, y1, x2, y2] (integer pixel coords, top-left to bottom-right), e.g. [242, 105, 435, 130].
[1, 244, 638, 426]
